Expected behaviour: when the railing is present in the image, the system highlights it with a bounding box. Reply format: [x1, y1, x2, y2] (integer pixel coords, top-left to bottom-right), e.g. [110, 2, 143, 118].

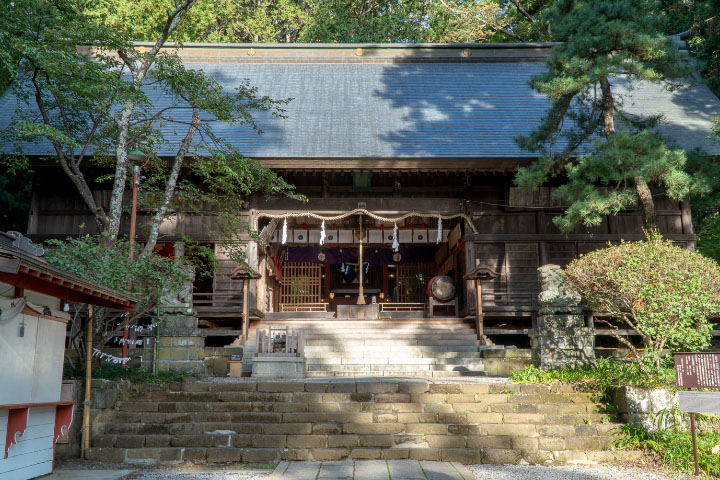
[192, 292, 244, 317]
[379, 303, 426, 312]
[481, 290, 538, 308]
[279, 303, 328, 312]
[256, 326, 304, 357]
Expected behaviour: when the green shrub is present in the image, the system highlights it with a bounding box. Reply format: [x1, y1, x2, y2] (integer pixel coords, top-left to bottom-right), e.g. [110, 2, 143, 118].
[565, 233, 720, 370]
[510, 357, 676, 392]
[616, 423, 720, 477]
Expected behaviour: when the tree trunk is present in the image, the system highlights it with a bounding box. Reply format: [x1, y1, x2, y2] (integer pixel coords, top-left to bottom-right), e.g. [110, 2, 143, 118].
[601, 78, 658, 233]
[634, 176, 659, 232]
[142, 110, 201, 256]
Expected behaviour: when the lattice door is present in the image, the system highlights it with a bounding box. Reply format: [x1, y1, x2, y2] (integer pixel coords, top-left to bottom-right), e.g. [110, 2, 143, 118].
[280, 262, 322, 305]
[396, 262, 436, 303]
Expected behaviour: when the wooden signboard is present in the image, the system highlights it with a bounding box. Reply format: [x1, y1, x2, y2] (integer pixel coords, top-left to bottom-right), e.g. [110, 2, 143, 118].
[679, 391, 720, 414]
[674, 352, 720, 476]
[674, 353, 720, 388]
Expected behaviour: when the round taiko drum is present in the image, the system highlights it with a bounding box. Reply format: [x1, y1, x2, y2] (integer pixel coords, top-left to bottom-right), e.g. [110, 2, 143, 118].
[427, 275, 456, 302]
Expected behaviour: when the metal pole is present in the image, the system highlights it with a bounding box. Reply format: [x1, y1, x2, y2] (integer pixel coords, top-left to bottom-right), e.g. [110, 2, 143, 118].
[356, 214, 366, 305]
[691, 412, 700, 476]
[81, 304, 93, 457]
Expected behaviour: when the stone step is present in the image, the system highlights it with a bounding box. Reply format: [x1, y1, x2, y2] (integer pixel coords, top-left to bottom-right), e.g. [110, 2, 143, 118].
[109, 409, 613, 426]
[119, 390, 597, 406]
[83, 446, 641, 466]
[305, 363, 485, 372]
[304, 339, 479, 346]
[95, 432, 620, 451]
[305, 371, 485, 377]
[303, 345, 480, 353]
[304, 351, 482, 359]
[306, 357, 483, 366]
[299, 333, 478, 340]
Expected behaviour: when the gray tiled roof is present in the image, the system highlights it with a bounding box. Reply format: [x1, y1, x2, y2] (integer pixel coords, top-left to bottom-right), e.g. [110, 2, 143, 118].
[2, 60, 719, 157]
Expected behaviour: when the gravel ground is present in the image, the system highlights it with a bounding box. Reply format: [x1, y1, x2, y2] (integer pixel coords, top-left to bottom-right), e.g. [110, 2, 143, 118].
[124, 469, 272, 480]
[468, 464, 692, 480]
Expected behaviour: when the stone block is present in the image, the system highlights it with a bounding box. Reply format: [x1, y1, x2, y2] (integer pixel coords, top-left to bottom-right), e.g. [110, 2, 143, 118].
[537, 314, 585, 329]
[467, 435, 512, 449]
[232, 434, 287, 448]
[440, 448, 482, 464]
[460, 384, 490, 394]
[429, 384, 463, 394]
[310, 448, 350, 461]
[144, 435, 170, 447]
[398, 382, 430, 394]
[406, 424, 447, 435]
[206, 448, 243, 463]
[483, 424, 537, 437]
[257, 381, 306, 393]
[343, 423, 404, 434]
[286, 435, 327, 448]
[313, 423, 342, 435]
[242, 448, 281, 463]
[483, 448, 523, 465]
[84, 448, 126, 463]
[511, 437, 539, 450]
[425, 435, 466, 448]
[252, 356, 305, 379]
[263, 423, 312, 435]
[408, 448, 442, 461]
[359, 435, 394, 448]
[350, 448, 382, 459]
[182, 448, 208, 462]
[114, 435, 145, 448]
[356, 383, 398, 394]
[382, 448, 410, 460]
[327, 435, 359, 448]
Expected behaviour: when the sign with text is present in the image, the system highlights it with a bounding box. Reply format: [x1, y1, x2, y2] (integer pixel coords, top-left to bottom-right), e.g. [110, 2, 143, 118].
[679, 391, 720, 414]
[674, 353, 720, 389]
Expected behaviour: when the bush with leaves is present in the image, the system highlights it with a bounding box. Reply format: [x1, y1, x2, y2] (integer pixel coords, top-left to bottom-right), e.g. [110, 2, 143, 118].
[565, 234, 720, 371]
[45, 235, 193, 372]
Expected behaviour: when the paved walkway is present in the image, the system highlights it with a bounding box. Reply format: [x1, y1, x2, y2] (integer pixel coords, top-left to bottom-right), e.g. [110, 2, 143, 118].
[270, 460, 473, 480]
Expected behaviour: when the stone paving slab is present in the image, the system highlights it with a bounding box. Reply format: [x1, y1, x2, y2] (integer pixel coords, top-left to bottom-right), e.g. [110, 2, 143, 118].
[271, 460, 473, 480]
[43, 470, 135, 480]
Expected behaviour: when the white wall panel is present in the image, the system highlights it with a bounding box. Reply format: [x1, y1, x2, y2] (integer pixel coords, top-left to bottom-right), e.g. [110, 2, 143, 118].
[0, 408, 55, 479]
[0, 315, 38, 405]
[30, 322, 64, 404]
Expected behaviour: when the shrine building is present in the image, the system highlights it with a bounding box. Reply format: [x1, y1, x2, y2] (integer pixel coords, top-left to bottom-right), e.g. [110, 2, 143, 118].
[6, 43, 720, 376]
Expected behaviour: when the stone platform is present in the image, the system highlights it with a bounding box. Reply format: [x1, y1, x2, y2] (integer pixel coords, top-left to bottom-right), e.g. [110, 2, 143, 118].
[85, 377, 640, 466]
[271, 460, 472, 479]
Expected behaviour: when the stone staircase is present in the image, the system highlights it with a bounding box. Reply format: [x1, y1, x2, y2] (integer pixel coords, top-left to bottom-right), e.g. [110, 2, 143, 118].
[85, 379, 641, 466]
[245, 318, 485, 377]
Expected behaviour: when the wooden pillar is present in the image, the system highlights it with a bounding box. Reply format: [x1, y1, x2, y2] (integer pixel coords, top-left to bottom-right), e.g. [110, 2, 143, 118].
[382, 265, 389, 299]
[475, 281, 484, 339]
[539, 241, 548, 266]
[82, 304, 93, 456]
[243, 279, 250, 341]
[324, 264, 331, 301]
[681, 199, 695, 251]
[464, 240, 477, 314]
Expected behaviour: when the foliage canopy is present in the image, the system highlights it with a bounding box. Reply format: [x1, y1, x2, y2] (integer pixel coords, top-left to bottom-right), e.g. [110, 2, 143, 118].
[514, 0, 707, 233]
[565, 234, 720, 369]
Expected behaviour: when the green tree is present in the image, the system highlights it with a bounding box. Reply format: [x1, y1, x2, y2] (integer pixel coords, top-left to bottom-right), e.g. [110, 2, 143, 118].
[515, 0, 706, 232]
[1, 0, 301, 255]
[566, 234, 720, 371]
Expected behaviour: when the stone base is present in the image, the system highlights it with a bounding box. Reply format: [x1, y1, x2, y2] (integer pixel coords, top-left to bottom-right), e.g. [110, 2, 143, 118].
[336, 304, 379, 319]
[252, 356, 306, 378]
[531, 314, 595, 370]
[481, 348, 532, 376]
